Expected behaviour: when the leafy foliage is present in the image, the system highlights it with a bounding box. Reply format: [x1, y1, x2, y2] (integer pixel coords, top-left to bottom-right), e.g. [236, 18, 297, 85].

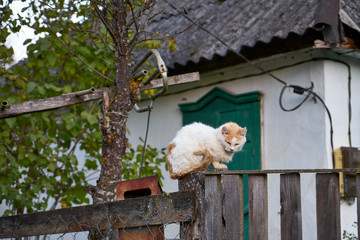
[0, 0, 169, 215]
[0, 1, 107, 215]
[123, 138, 166, 186]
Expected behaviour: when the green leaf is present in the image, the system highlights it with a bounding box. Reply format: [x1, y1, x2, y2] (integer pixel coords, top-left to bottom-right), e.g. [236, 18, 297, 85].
[70, 155, 78, 165]
[37, 85, 45, 95]
[28, 152, 37, 162]
[85, 159, 98, 170]
[47, 162, 57, 172]
[27, 82, 37, 92]
[39, 39, 51, 51]
[3, 209, 14, 216]
[32, 184, 41, 193]
[23, 38, 32, 45]
[86, 114, 97, 125]
[63, 85, 72, 94]
[5, 118, 16, 128]
[2, 131, 10, 137]
[47, 54, 57, 67]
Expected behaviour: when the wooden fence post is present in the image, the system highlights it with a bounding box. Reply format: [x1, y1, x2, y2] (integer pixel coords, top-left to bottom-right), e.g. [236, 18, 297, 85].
[248, 174, 268, 240]
[280, 173, 302, 240]
[316, 173, 341, 240]
[204, 175, 222, 240]
[356, 174, 360, 239]
[222, 175, 244, 240]
[178, 172, 204, 239]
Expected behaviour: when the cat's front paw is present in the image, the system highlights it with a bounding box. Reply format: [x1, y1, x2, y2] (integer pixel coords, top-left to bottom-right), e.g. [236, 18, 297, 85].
[218, 163, 228, 170]
[213, 162, 228, 170]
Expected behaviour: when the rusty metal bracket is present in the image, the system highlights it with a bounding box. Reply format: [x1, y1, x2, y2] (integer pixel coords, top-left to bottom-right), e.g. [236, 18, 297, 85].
[133, 49, 168, 113]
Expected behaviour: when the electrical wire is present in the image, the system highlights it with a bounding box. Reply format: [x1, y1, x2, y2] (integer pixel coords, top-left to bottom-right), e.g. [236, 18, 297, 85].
[278, 84, 335, 166]
[279, 83, 314, 112]
[345, 61, 352, 148]
[164, 0, 287, 86]
[164, 0, 347, 167]
[138, 105, 152, 178]
[348, 69, 352, 148]
[310, 90, 335, 163]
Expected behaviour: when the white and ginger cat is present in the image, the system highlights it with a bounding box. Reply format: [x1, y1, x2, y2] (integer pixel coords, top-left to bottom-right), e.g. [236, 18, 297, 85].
[166, 122, 247, 179]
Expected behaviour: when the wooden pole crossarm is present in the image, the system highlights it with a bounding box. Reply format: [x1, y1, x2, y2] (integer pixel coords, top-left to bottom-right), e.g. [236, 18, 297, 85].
[0, 72, 200, 119]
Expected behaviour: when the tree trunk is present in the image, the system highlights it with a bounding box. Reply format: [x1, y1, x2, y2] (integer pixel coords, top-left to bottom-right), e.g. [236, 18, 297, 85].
[93, 0, 137, 204]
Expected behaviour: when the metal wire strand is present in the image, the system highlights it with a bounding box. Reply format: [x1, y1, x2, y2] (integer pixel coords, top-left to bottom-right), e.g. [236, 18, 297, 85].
[139, 105, 152, 178]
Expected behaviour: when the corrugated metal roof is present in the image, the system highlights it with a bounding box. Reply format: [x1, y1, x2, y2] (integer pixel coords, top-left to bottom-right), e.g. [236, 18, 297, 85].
[144, 0, 360, 70]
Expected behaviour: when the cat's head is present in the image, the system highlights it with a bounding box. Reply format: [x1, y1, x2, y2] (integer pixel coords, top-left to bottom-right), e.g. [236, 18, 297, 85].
[218, 122, 247, 154]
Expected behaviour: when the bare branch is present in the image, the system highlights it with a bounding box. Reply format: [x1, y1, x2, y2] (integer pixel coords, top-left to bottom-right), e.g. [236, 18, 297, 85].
[90, 0, 121, 54]
[100, 56, 115, 67]
[128, 1, 157, 50]
[126, 0, 139, 33]
[127, 0, 167, 50]
[133, 18, 198, 49]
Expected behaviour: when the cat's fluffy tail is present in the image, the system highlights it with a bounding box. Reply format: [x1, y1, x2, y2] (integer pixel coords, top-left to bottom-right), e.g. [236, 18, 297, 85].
[166, 142, 176, 178]
[166, 143, 213, 179]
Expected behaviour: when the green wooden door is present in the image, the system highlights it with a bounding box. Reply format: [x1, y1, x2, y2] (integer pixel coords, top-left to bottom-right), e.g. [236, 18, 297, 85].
[180, 88, 261, 239]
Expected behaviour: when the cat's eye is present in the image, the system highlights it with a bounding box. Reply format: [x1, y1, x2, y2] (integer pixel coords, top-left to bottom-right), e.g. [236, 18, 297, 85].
[235, 143, 239, 146]
[226, 142, 231, 145]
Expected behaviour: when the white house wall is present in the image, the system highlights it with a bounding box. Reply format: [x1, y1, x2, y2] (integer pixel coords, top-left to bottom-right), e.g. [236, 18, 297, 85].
[323, 57, 360, 237]
[126, 49, 360, 238]
[128, 49, 331, 191]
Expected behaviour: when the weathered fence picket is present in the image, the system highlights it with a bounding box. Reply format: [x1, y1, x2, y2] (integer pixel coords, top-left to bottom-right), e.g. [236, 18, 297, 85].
[248, 174, 268, 240]
[204, 175, 222, 239]
[316, 173, 341, 240]
[280, 173, 302, 240]
[222, 175, 244, 240]
[357, 174, 360, 238]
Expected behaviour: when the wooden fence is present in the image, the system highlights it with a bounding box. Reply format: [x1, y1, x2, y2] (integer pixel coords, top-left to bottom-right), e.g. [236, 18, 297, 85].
[0, 169, 359, 239]
[179, 169, 360, 240]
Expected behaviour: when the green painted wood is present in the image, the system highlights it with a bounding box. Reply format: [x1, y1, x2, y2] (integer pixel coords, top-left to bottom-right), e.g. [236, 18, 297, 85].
[180, 88, 261, 113]
[180, 88, 261, 240]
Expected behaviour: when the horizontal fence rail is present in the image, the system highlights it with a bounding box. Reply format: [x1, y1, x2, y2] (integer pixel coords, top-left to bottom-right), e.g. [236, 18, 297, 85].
[0, 191, 194, 239]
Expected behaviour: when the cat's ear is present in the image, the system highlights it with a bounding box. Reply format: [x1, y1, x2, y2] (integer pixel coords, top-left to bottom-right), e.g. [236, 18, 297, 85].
[222, 126, 229, 135]
[239, 127, 247, 136]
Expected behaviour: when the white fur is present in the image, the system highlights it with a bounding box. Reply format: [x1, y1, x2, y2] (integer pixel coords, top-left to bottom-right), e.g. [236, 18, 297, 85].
[167, 122, 246, 174]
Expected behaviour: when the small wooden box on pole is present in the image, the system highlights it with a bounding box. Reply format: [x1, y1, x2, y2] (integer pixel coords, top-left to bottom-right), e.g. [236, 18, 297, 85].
[116, 176, 164, 240]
